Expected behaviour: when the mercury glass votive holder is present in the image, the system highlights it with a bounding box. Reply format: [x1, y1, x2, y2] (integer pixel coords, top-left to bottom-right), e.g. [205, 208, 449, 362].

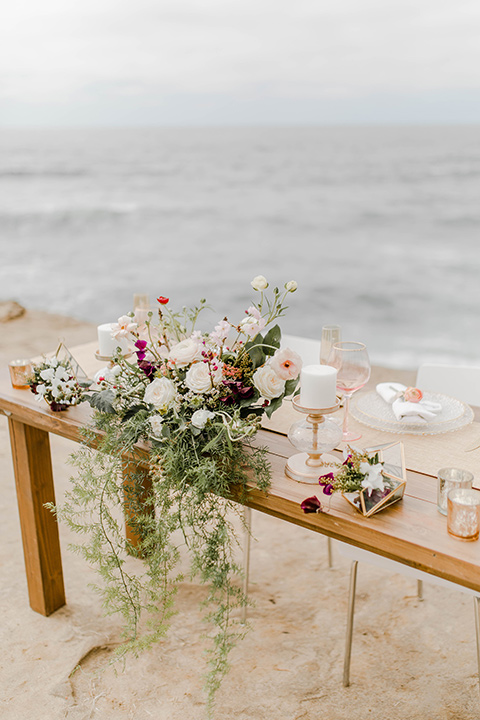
[8, 359, 32, 389]
[437, 467, 473, 515]
[447, 488, 480, 541]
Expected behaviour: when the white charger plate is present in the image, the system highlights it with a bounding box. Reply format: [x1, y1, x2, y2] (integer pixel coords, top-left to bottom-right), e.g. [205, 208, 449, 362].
[350, 390, 474, 435]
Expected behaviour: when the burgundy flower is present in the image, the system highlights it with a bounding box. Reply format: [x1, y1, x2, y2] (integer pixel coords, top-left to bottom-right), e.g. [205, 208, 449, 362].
[135, 339, 148, 362]
[319, 472, 335, 484]
[301, 496, 323, 514]
[50, 401, 69, 412]
[138, 360, 156, 380]
[318, 472, 335, 495]
[220, 381, 254, 405]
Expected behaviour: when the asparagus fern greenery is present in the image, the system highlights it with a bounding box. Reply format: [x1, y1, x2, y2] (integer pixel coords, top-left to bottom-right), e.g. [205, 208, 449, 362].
[51, 276, 301, 716]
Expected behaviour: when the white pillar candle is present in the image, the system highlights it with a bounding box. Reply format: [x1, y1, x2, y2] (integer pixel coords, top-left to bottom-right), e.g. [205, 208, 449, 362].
[97, 323, 130, 357]
[300, 364, 337, 408]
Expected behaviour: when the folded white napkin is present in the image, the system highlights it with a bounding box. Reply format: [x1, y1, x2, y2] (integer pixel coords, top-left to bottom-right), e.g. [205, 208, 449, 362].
[376, 382, 405, 403]
[376, 382, 442, 424]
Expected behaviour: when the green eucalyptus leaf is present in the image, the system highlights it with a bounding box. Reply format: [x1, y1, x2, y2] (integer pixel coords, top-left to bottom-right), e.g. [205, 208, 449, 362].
[122, 404, 148, 422]
[246, 343, 265, 369]
[86, 389, 116, 414]
[284, 377, 299, 397]
[262, 324, 281, 355]
[265, 395, 283, 418]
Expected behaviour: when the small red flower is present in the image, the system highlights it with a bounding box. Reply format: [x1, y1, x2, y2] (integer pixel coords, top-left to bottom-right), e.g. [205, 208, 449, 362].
[157, 296, 169, 305]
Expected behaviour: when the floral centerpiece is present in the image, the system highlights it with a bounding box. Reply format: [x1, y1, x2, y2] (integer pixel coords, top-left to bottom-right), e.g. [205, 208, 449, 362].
[301, 443, 406, 518]
[28, 355, 84, 411]
[53, 276, 301, 716]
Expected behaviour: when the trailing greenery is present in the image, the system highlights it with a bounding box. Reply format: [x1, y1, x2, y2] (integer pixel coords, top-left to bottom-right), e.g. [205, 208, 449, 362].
[53, 413, 269, 713]
[50, 277, 300, 716]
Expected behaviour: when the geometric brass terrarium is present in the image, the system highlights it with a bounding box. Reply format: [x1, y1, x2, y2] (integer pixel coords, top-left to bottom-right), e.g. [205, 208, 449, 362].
[55, 342, 91, 387]
[342, 441, 407, 518]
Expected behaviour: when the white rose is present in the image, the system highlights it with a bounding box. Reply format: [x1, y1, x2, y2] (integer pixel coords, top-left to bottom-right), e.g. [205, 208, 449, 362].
[149, 414, 164, 437]
[144, 377, 176, 410]
[285, 280, 298, 292]
[191, 409, 215, 429]
[168, 338, 202, 367]
[251, 275, 269, 291]
[185, 362, 222, 393]
[253, 365, 285, 400]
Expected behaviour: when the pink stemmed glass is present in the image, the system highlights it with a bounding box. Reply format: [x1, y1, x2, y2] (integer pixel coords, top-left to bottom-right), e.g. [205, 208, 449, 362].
[328, 341, 371, 442]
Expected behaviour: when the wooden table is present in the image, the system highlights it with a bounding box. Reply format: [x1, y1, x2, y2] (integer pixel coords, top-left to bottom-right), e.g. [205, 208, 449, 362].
[1, 343, 480, 617]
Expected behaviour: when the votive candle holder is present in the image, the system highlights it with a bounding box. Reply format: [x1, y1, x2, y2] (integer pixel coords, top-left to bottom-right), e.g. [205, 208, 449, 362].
[8, 359, 32, 389]
[447, 488, 480, 541]
[437, 467, 473, 516]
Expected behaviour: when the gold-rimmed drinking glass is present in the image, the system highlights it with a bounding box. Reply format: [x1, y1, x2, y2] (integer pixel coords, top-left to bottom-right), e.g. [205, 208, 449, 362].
[328, 341, 371, 442]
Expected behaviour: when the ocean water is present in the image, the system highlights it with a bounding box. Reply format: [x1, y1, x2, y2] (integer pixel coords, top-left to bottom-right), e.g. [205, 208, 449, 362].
[1, 126, 480, 369]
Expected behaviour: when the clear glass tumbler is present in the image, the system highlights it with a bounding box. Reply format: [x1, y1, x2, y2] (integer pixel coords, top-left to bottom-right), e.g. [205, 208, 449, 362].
[133, 293, 151, 326]
[320, 325, 341, 365]
[447, 488, 480, 541]
[437, 467, 473, 516]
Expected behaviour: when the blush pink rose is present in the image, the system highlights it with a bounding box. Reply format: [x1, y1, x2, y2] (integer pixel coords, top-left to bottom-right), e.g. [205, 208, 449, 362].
[404, 386, 423, 403]
[270, 347, 302, 380]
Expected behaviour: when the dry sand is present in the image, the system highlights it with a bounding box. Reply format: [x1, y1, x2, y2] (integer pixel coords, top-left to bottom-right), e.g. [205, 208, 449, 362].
[0, 309, 479, 720]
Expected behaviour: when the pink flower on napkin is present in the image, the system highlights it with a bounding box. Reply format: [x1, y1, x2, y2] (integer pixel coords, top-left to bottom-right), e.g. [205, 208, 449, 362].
[404, 387, 423, 403]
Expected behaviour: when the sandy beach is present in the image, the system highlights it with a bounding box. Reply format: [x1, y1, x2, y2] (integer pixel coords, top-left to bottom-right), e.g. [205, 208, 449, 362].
[1, 307, 479, 720]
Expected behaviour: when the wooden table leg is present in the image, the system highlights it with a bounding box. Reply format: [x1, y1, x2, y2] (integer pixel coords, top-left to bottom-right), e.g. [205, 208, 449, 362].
[8, 417, 66, 616]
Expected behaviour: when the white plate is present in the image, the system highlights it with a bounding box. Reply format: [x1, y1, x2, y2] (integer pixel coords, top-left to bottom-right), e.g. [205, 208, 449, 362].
[350, 390, 474, 435]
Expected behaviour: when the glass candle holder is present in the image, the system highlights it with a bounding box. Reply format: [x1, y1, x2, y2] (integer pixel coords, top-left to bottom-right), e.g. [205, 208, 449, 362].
[437, 467, 473, 515]
[285, 396, 342, 483]
[8, 359, 32, 389]
[447, 488, 480, 541]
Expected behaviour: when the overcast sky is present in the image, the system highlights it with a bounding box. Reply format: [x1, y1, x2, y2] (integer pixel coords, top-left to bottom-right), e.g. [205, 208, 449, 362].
[2, 0, 480, 125]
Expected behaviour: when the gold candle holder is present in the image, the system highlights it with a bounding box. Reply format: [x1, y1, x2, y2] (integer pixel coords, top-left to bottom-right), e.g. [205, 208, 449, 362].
[95, 350, 133, 369]
[8, 359, 33, 389]
[285, 396, 342, 483]
[447, 488, 480, 541]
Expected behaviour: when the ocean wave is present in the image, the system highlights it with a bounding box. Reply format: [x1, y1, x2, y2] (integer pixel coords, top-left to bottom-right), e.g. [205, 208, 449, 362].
[0, 168, 89, 179]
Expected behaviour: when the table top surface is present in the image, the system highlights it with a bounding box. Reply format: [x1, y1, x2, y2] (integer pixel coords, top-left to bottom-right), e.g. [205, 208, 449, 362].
[1, 341, 480, 592]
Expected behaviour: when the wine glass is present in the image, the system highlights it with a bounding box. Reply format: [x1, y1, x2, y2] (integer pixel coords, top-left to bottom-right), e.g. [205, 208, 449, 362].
[320, 325, 341, 365]
[328, 341, 371, 442]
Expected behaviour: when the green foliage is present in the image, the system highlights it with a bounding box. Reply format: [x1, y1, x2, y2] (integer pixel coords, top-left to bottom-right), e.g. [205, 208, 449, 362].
[244, 336, 266, 369]
[261, 324, 281, 355]
[87, 388, 116, 413]
[55, 415, 270, 717]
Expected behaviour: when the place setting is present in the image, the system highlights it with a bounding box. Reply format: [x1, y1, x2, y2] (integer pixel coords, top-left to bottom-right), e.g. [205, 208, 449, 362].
[350, 378, 474, 435]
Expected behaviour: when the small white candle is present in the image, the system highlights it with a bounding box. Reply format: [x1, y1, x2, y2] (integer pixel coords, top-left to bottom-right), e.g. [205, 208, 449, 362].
[97, 323, 130, 357]
[300, 364, 337, 408]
